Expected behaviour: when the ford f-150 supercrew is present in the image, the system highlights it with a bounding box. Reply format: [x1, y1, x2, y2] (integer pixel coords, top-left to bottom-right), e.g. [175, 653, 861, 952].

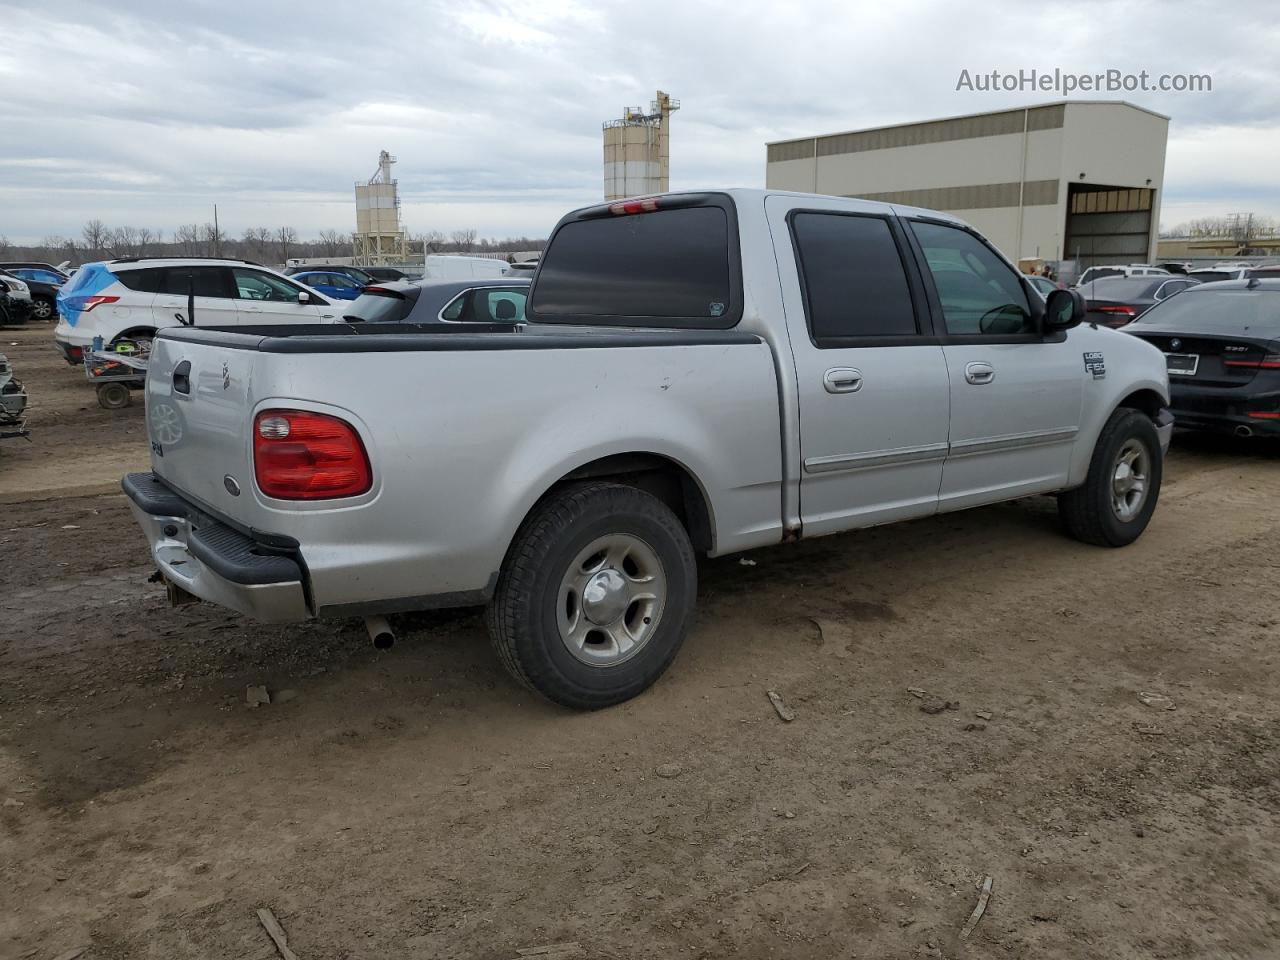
[124, 189, 1173, 709]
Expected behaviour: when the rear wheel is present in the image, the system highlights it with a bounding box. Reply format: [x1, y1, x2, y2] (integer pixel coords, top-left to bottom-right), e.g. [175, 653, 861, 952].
[486, 481, 697, 709]
[1058, 408, 1162, 547]
[96, 382, 132, 409]
[30, 297, 54, 322]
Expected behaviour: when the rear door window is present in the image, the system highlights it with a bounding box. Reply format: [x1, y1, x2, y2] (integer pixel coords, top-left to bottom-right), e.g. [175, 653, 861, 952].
[162, 266, 233, 298]
[530, 201, 738, 328]
[790, 212, 919, 343]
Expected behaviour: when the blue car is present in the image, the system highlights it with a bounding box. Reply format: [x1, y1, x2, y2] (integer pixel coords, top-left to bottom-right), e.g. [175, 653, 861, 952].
[292, 270, 366, 301]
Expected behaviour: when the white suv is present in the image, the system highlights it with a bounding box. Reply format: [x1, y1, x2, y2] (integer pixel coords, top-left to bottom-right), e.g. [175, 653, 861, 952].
[53, 257, 340, 363]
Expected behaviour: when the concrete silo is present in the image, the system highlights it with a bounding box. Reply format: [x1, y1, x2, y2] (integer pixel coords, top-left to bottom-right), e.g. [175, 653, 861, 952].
[354, 150, 409, 265]
[603, 91, 679, 201]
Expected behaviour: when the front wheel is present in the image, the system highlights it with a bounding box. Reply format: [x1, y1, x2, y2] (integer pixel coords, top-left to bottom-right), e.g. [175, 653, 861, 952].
[486, 481, 697, 709]
[1058, 408, 1162, 547]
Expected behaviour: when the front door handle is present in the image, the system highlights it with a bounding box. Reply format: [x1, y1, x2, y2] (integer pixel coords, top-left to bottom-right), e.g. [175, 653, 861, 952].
[823, 367, 863, 394]
[964, 362, 995, 385]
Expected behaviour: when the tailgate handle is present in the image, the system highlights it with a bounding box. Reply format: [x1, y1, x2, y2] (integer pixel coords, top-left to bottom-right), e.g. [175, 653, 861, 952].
[173, 360, 191, 395]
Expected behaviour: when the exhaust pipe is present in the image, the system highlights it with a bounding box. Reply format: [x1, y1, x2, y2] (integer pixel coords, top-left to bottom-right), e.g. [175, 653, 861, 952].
[364, 615, 395, 650]
[1235, 424, 1254, 438]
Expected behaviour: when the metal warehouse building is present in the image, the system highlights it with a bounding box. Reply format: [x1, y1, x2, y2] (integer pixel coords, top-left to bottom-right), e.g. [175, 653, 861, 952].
[765, 100, 1168, 268]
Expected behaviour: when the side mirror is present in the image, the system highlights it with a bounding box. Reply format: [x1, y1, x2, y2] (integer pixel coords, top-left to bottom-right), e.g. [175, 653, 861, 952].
[297, 291, 312, 304]
[1044, 288, 1085, 332]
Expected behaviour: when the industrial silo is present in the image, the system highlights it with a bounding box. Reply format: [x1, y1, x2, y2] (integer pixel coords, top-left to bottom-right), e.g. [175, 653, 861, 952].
[603, 91, 679, 201]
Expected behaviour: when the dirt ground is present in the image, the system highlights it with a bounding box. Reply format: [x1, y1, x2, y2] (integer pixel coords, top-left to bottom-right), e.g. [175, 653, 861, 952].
[3, 322, 1280, 960]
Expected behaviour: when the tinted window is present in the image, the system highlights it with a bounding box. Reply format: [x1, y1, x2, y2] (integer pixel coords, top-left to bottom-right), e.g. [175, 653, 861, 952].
[163, 267, 231, 298]
[12, 268, 64, 284]
[442, 287, 528, 323]
[346, 288, 417, 323]
[116, 268, 165, 293]
[531, 205, 735, 327]
[1136, 289, 1280, 325]
[791, 213, 917, 341]
[232, 268, 300, 302]
[910, 221, 1032, 335]
[1081, 278, 1162, 299]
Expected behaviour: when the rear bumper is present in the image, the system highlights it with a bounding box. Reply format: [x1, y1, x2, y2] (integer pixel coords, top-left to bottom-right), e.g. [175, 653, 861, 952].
[55, 337, 85, 364]
[123, 472, 310, 622]
[1169, 381, 1280, 436]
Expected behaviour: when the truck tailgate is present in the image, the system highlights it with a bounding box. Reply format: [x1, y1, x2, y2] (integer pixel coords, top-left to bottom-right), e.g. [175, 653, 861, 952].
[146, 333, 261, 515]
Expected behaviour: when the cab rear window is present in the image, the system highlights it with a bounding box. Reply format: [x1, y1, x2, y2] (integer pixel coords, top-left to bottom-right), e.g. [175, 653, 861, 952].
[530, 200, 740, 328]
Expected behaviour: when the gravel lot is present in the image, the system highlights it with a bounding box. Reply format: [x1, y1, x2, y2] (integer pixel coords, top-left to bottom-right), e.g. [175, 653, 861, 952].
[3, 323, 1280, 959]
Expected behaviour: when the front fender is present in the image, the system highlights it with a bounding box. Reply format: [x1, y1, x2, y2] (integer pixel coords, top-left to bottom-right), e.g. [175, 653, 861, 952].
[1067, 324, 1171, 487]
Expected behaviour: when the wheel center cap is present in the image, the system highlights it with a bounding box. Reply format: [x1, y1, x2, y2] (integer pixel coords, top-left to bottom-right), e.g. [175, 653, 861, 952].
[582, 568, 628, 625]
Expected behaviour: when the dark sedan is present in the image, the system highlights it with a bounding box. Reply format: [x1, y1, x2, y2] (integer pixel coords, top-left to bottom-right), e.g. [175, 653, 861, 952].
[341, 278, 531, 325]
[1080, 275, 1199, 327]
[1124, 279, 1280, 437]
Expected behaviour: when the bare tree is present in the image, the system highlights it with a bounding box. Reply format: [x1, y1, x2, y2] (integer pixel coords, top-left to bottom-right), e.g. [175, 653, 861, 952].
[417, 230, 445, 255]
[0, 235, 9, 258]
[275, 226, 298, 264]
[317, 229, 344, 256]
[201, 222, 226, 257]
[136, 227, 156, 256]
[450, 228, 477, 253]
[82, 219, 112, 258]
[174, 223, 201, 257]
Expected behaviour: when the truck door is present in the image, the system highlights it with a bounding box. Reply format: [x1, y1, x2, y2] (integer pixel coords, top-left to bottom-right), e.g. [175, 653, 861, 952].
[904, 218, 1083, 509]
[766, 197, 951, 537]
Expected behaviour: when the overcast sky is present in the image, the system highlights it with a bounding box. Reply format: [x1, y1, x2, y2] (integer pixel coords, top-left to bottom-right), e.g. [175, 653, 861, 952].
[1, 0, 1277, 244]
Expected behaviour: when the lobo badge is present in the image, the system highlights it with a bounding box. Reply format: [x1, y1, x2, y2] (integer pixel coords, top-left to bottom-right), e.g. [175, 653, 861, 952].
[1083, 351, 1106, 380]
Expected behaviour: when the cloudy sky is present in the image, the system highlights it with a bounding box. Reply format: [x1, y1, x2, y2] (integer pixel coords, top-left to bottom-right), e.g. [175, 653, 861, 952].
[0, 0, 1276, 244]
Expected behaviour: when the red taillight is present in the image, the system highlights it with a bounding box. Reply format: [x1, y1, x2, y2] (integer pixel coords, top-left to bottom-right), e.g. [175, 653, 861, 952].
[1246, 412, 1280, 420]
[609, 198, 660, 215]
[1224, 353, 1280, 369]
[253, 409, 371, 500]
[82, 296, 120, 312]
[1095, 305, 1137, 317]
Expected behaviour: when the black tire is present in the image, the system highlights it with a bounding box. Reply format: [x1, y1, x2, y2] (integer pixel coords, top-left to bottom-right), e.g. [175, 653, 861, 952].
[1058, 408, 1162, 547]
[486, 481, 697, 709]
[97, 382, 132, 410]
[31, 296, 55, 322]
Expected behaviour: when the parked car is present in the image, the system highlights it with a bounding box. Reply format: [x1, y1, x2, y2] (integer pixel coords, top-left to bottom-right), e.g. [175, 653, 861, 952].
[283, 264, 375, 285]
[0, 353, 29, 440]
[1125, 278, 1280, 437]
[1, 265, 66, 321]
[1247, 266, 1280, 280]
[1025, 275, 1061, 299]
[0, 272, 33, 325]
[53, 257, 338, 364]
[361, 266, 410, 282]
[1188, 267, 1252, 283]
[503, 260, 539, 277]
[123, 189, 1171, 709]
[1156, 262, 1192, 275]
[1076, 264, 1171, 286]
[1079, 276, 1199, 327]
[290, 270, 366, 301]
[343, 278, 531, 324]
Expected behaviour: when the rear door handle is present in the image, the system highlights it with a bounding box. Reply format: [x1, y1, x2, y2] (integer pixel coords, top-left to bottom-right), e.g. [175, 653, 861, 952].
[964, 362, 995, 385]
[823, 367, 863, 394]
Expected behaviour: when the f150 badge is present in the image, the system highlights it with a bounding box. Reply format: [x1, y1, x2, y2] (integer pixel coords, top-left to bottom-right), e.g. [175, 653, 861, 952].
[1083, 351, 1106, 380]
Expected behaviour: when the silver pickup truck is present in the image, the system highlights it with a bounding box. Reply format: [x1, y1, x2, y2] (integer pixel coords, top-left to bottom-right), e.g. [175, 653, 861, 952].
[124, 189, 1172, 708]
